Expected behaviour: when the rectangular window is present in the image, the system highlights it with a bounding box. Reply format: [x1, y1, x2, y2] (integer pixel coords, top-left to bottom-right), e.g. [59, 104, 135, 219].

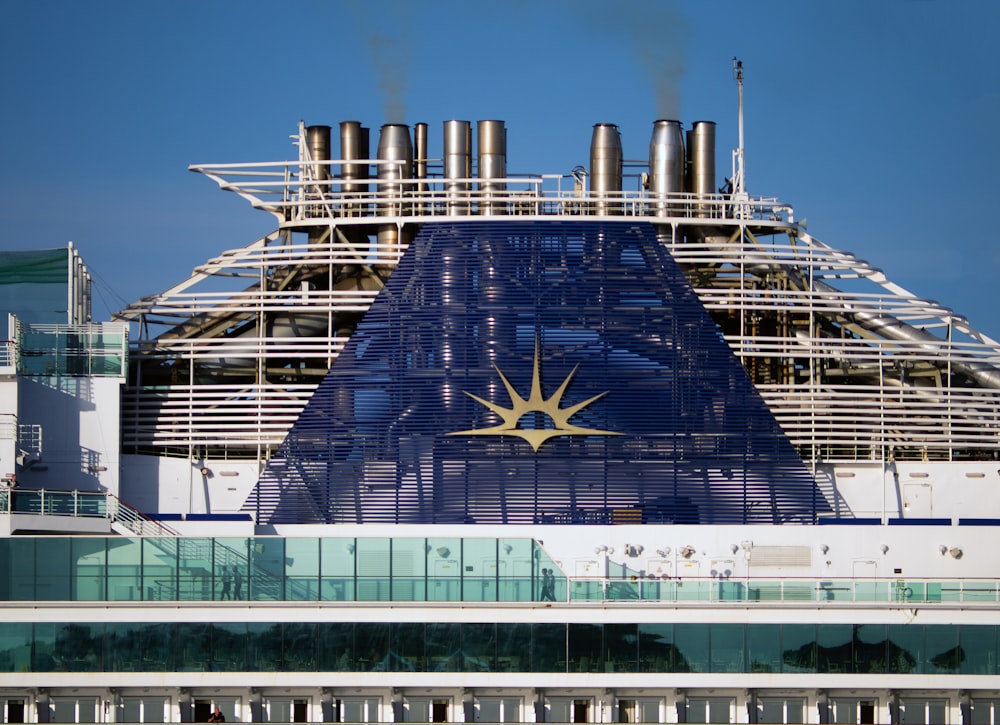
[122, 696, 167, 723]
[406, 699, 430, 723]
[568, 623, 602, 672]
[759, 698, 804, 724]
[604, 623, 638, 673]
[283, 537, 320, 601]
[532, 623, 566, 672]
[50, 698, 98, 724]
[637, 623, 673, 672]
[925, 625, 961, 674]
[832, 698, 877, 725]
[899, 698, 948, 725]
[617, 699, 660, 723]
[673, 623, 709, 672]
[339, 698, 380, 723]
[267, 697, 309, 723]
[710, 623, 744, 672]
[548, 699, 590, 723]
[687, 698, 733, 724]
[501, 698, 521, 723]
[961, 625, 998, 674]
[971, 700, 1000, 725]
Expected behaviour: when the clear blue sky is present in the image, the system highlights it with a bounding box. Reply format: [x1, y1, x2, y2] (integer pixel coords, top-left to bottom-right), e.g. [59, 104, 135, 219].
[1, 0, 998, 339]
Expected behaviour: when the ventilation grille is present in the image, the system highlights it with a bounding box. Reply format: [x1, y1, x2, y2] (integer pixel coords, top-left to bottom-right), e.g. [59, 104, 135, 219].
[749, 546, 812, 567]
[247, 221, 826, 525]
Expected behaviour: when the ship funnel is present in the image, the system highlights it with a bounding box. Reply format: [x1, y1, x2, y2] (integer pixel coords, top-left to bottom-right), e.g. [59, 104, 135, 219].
[590, 123, 623, 215]
[477, 120, 507, 215]
[444, 120, 472, 216]
[649, 119, 685, 216]
[305, 125, 331, 182]
[339, 120, 370, 210]
[376, 123, 413, 217]
[687, 121, 716, 217]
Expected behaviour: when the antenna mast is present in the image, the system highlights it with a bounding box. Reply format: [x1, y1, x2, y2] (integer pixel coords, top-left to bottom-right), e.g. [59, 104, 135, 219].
[731, 58, 750, 218]
[732, 57, 746, 195]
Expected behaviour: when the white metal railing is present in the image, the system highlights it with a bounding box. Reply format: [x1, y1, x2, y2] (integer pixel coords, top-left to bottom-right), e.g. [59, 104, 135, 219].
[568, 576, 1000, 605]
[0, 488, 179, 536]
[111, 165, 1000, 462]
[190, 159, 789, 225]
[0, 338, 16, 369]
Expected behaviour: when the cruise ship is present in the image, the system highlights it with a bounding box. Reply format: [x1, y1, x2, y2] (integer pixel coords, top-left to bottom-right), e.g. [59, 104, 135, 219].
[2, 71, 1000, 725]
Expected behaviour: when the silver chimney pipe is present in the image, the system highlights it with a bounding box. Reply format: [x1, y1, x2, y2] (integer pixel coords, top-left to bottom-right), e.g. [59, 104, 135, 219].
[304, 125, 332, 223]
[305, 125, 331, 182]
[414, 122, 428, 214]
[339, 121, 370, 217]
[477, 120, 507, 215]
[376, 123, 413, 217]
[376, 124, 413, 252]
[590, 123, 623, 216]
[444, 120, 472, 216]
[687, 120, 716, 218]
[649, 119, 685, 216]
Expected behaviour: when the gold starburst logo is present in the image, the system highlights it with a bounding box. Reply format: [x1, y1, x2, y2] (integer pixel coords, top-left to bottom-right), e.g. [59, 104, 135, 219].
[448, 341, 620, 451]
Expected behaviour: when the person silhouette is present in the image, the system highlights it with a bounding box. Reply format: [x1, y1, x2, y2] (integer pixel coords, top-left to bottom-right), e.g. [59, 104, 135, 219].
[540, 568, 556, 601]
[219, 567, 232, 600]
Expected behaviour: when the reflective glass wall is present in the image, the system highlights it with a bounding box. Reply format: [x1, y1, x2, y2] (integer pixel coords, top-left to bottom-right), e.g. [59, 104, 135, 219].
[0, 537, 561, 603]
[1, 622, 996, 675]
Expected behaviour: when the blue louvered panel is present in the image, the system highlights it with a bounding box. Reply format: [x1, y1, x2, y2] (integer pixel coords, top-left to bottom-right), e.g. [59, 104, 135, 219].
[246, 221, 827, 524]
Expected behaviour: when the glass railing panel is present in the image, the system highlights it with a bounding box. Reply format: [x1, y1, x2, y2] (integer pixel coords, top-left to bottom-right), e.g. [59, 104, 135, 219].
[284, 576, 320, 601]
[570, 579, 604, 601]
[715, 581, 745, 601]
[319, 576, 354, 601]
[390, 575, 425, 601]
[391, 538, 428, 601]
[854, 580, 888, 602]
[356, 577, 391, 601]
[424, 537, 461, 601]
[748, 581, 783, 601]
[675, 579, 710, 601]
[283, 537, 319, 597]
[962, 581, 998, 602]
[639, 580, 668, 601]
[818, 580, 853, 602]
[781, 581, 815, 601]
[462, 576, 497, 602]
[608, 581, 640, 600]
[461, 539, 498, 601]
[938, 583, 965, 602]
[497, 576, 535, 602]
[427, 577, 461, 602]
[249, 537, 286, 601]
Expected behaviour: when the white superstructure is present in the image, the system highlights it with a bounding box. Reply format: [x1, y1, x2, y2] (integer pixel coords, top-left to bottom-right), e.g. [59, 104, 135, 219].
[1, 106, 999, 725]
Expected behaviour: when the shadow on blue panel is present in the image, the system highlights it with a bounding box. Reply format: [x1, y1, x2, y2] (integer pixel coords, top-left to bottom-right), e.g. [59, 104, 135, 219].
[245, 221, 829, 525]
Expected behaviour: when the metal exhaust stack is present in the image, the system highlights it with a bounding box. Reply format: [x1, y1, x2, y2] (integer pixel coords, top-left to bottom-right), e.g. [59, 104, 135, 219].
[305, 125, 331, 182]
[339, 121, 370, 217]
[648, 119, 685, 217]
[686, 121, 716, 218]
[444, 120, 472, 216]
[414, 122, 428, 214]
[304, 125, 332, 226]
[590, 123, 623, 215]
[376, 123, 413, 249]
[477, 120, 507, 215]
